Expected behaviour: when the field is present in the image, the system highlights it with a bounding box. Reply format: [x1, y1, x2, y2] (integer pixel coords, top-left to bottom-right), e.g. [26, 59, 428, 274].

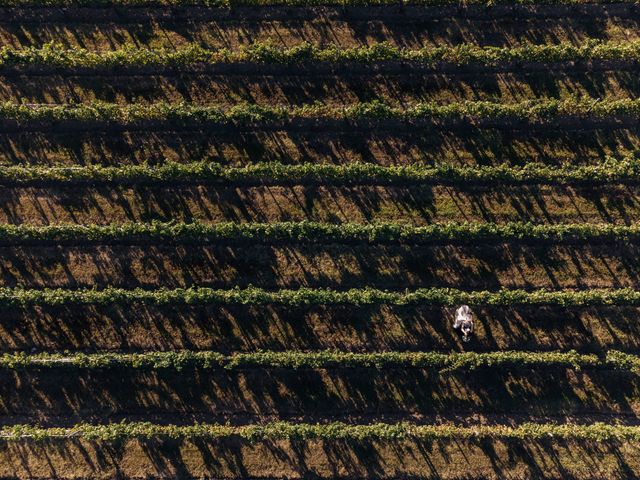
[3, 1, 640, 478]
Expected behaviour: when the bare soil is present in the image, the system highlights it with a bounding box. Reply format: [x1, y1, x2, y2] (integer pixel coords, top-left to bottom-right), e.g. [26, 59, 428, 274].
[0, 242, 639, 290]
[0, 68, 637, 106]
[0, 126, 637, 166]
[1, 184, 638, 226]
[1, 4, 639, 49]
[0, 435, 637, 479]
[0, 303, 638, 354]
[0, 366, 637, 424]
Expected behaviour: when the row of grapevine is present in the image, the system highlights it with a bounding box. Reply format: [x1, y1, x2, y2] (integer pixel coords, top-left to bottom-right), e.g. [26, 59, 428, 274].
[2, 420, 640, 442]
[2, 349, 639, 371]
[3, 40, 640, 68]
[1, 220, 640, 243]
[4, 285, 640, 306]
[0, 349, 600, 369]
[3, 158, 639, 184]
[0, 98, 636, 124]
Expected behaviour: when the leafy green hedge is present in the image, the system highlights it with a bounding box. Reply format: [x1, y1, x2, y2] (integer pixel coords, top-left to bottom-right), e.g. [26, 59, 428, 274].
[0, 349, 614, 371]
[0, 98, 638, 124]
[3, 420, 640, 442]
[4, 286, 640, 306]
[3, 157, 640, 185]
[2, 220, 640, 243]
[8, 349, 640, 373]
[2, 40, 640, 68]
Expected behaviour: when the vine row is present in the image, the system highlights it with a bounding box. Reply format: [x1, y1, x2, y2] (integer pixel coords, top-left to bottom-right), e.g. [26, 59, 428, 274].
[2, 420, 640, 442]
[2, 349, 640, 373]
[2, 158, 640, 185]
[1, 221, 640, 244]
[0, 98, 637, 124]
[2, 40, 640, 69]
[3, 286, 640, 306]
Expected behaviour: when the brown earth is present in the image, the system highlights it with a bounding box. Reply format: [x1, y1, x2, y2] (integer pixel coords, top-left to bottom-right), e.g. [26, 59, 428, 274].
[0, 435, 637, 479]
[0, 68, 637, 105]
[0, 126, 637, 166]
[1, 184, 638, 226]
[0, 304, 637, 353]
[0, 242, 638, 290]
[0, 366, 636, 423]
[1, 4, 639, 49]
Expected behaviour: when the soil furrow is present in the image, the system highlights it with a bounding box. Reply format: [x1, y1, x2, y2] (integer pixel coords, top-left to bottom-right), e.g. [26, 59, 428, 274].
[0, 127, 637, 166]
[0, 243, 638, 290]
[1, 5, 639, 49]
[1, 184, 639, 226]
[0, 367, 635, 421]
[0, 69, 637, 106]
[0, 303, 637, 353]
[0, 434, 635, 479]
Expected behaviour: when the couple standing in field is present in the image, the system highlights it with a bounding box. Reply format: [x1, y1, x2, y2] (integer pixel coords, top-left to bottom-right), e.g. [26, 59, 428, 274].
[454, 305, 474, 342]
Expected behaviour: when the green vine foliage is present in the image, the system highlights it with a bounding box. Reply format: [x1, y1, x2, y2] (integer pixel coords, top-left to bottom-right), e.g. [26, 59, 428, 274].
[1, 98, 640, 124]
[2, 349, 640, 373]
[0, 349, 611, 370]
[3, 421, 640, 442]
[3, 286, 640, 306]
[1, 40, 640, 68]
[1, 220, 640, 243]
[2, 157, 640, 185]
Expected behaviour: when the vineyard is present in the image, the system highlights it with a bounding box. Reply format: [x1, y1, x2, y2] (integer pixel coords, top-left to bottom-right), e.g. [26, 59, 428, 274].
[3, 1, 640, 479]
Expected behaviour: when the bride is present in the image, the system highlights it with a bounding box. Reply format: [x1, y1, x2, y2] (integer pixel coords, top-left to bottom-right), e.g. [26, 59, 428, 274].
[454, 305, 474, 342]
